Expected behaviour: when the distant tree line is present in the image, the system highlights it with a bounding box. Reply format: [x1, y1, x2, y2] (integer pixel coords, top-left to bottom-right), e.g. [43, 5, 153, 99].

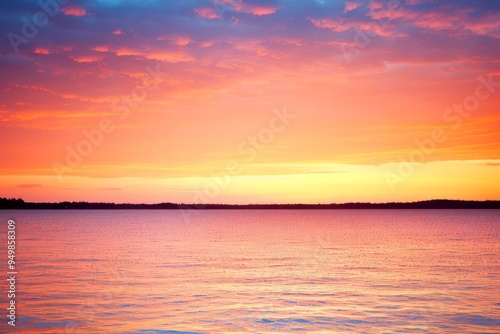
[0, 198, 25, 209]
[1, 197, 500, 210]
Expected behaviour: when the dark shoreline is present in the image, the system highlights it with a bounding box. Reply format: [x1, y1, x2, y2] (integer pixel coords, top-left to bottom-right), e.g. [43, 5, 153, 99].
[1, 198, 500, 210]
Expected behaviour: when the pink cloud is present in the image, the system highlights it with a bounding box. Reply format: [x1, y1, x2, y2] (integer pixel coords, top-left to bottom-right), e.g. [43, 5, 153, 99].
[310, 18, 350, 32]
[233, 3, 278, 16]
[115, 48, 142, 56]
[465, 13, 500, 38]
[195, 7, 220, 19]
[34, 48, 50, 55]
[310, 18, 399, 37]
[375, 6, 494, 37]
[71, 56, 101, 63]
[368, 0, 384, 11]
[158, 36, 192, 46]
[93, 46, 109, 52]
[247, 6, 278, 16]
[200, 41, 214, 47]
[173, 37, 192, 46]
[344, 1, 362, 13]
[61, 5, 86, 17]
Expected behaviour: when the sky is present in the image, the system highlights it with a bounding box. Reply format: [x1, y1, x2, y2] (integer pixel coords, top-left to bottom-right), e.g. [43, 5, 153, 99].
[0, 0, 499, 204]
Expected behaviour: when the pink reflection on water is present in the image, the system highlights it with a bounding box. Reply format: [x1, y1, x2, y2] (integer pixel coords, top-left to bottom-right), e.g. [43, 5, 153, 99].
[0, 210, 498, 333]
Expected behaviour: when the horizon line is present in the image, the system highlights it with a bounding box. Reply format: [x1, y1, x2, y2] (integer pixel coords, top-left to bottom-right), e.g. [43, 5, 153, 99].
[2, 198, 500, 210]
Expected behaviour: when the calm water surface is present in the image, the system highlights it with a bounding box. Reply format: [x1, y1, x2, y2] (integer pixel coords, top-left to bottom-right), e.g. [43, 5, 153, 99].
[0, 210, 499, 333]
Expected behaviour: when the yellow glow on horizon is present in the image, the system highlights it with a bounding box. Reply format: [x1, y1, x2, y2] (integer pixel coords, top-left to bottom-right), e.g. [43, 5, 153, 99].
[2, 159, 499, 204]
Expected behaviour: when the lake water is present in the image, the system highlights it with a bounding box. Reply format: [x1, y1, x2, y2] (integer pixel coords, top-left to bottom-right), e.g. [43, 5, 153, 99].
[0, 210, 499, 333]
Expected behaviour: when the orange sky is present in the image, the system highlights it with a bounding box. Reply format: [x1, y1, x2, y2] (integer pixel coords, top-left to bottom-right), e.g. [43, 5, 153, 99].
[1, 0, 499, 203]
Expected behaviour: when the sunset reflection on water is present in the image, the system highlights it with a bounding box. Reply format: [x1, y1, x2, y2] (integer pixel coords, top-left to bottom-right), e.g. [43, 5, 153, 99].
[1, 210, 499, 333]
